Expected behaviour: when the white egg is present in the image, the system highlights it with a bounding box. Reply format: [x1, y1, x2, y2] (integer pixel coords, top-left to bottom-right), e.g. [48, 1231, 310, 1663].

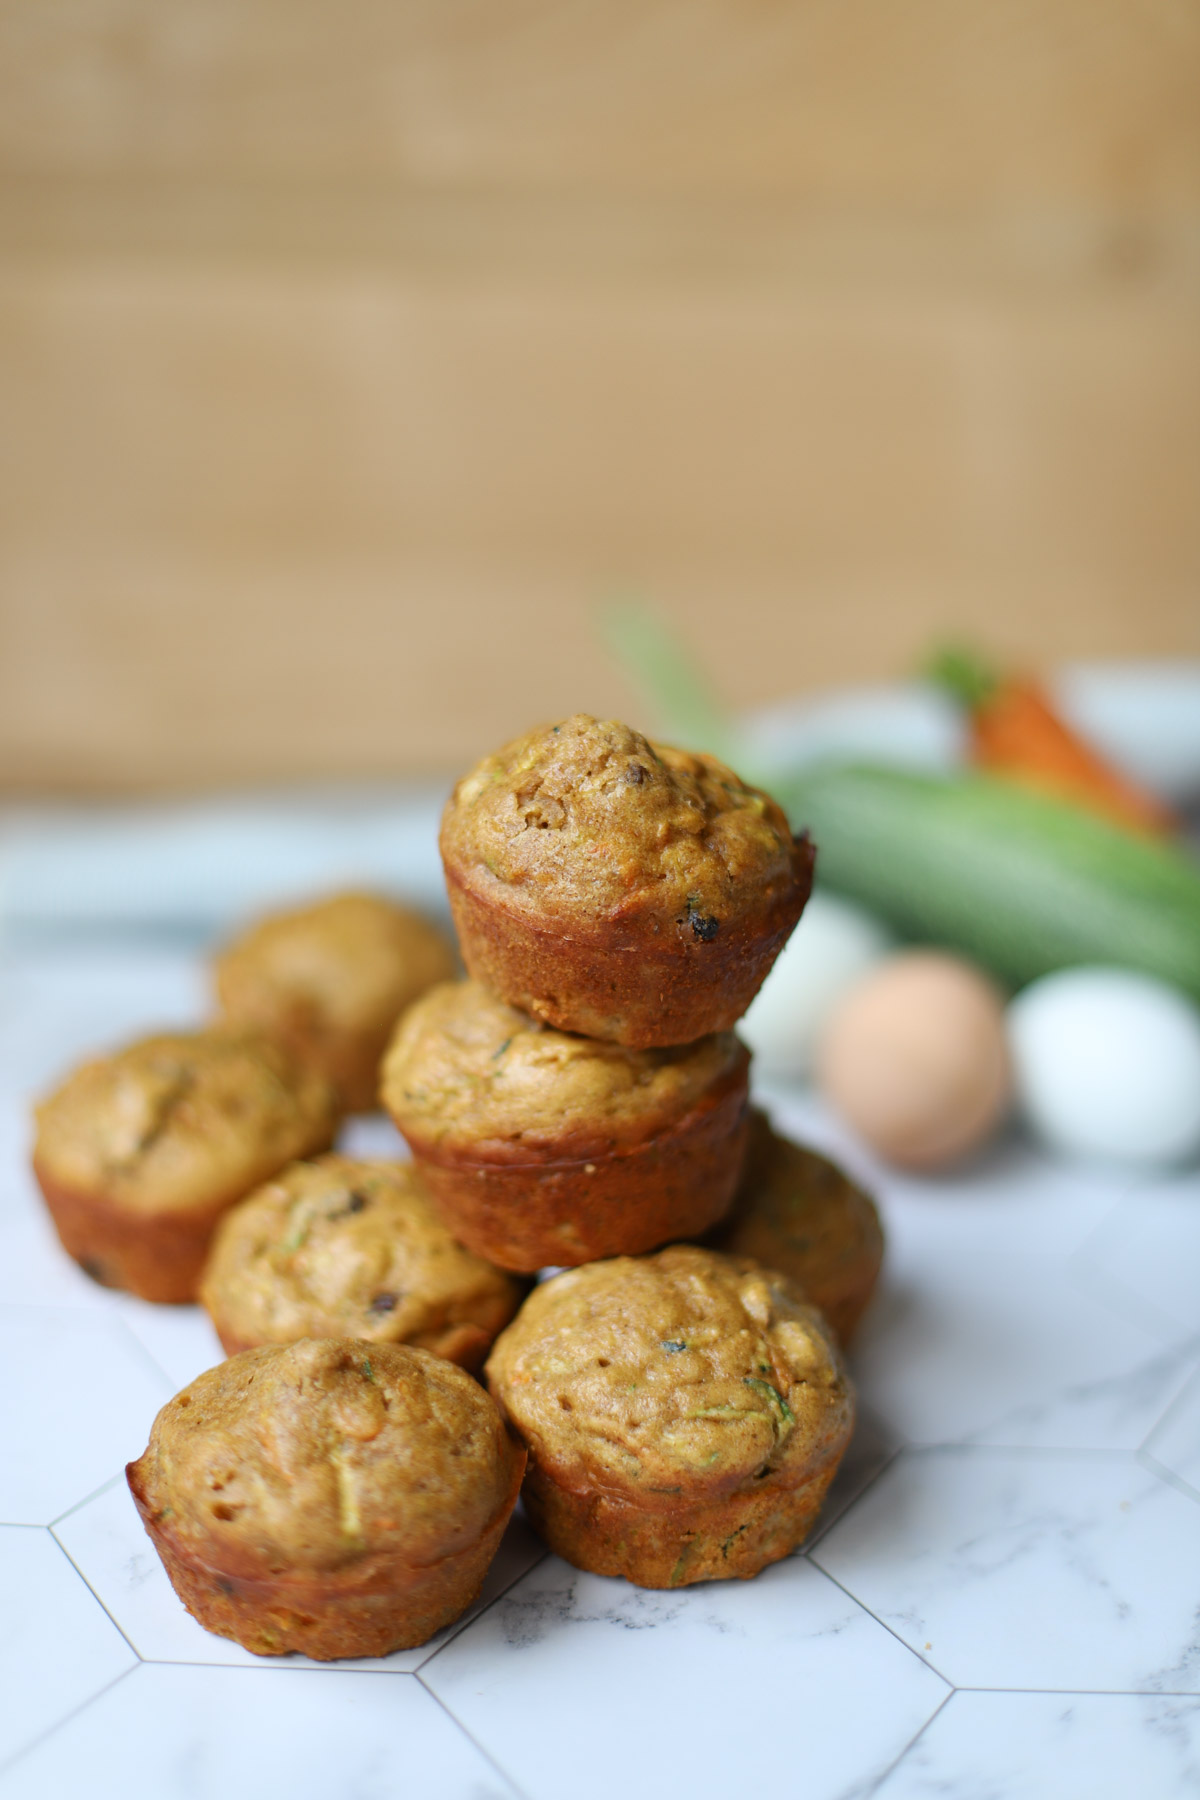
[1008, 968, 1200, 1168]
[739, 890, 894, 1080]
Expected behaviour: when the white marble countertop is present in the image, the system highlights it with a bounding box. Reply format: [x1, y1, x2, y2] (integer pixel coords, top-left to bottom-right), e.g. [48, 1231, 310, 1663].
[1, 939, 1197, 1800]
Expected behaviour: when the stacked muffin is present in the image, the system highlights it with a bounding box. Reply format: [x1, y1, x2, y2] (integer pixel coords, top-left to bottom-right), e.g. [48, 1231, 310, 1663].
[384, 714, 811, 1271]
[377, 714, 871, 1588]
[32, 712, 885, 1655]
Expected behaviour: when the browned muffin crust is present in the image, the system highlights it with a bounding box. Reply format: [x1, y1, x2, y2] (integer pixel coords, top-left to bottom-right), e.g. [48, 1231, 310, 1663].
[127, 1338, 525, 1660]
[33, 1030, 338, 1302]
[487, 1245, 853, 1588]
[707, 1112, 884, 1345]
[200, 1156, 524, 1371]
[214, 890, 456, 1113]
[381, 981, 750, 1271]
[440, 716, 814, 1047]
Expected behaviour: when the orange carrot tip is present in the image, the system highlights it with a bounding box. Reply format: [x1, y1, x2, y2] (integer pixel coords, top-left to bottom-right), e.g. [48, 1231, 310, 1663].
[927, 644, 1179, 839]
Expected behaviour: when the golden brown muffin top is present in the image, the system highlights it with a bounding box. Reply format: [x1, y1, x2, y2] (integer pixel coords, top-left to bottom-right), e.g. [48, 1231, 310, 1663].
[33, 1029, 337, 1216]
[201, 1156, 523, 1352]
[214, 891, 455, 1038]
[487, 1245, 852, 1495]
[381, 980, 747, 1160]
[716, 1113, 883, 1297]
[130, 1339, 521, 1576]
[440, 715, 800, 941]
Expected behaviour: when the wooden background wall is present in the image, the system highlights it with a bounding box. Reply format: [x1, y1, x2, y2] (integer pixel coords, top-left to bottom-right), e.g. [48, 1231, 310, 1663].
[1, 2, 1197, 790]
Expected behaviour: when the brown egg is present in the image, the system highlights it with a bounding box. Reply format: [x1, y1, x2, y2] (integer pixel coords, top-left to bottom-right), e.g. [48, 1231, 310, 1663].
[816, 950, 1012, 1170]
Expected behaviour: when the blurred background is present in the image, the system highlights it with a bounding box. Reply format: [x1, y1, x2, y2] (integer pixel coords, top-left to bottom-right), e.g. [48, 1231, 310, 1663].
[0, 1, 1197, 794]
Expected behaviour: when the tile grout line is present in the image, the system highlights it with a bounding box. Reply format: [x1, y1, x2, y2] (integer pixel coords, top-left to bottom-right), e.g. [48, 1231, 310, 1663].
[806, 1441, 1157, 1570]
[1138, 1352, 1200, 1457]
[131, 1659, 454, 1676]
[874, 1444, 1160, 1463]
[0, 1256, 196, 1397]
[48, 1526, 144, 1664]
[0, 1662, 139, 1781]
[416, 1671, 531, 1800]
[803, 1442, 905, 1553]
[804, 1557, 956, 1689]
[953, 1686, 1200, 1698]
[116, 1542, 554, 1680]
[416, 1547, 551, 1675]
[1136, 1448, 1200, 1509]
[863, 1687, 957, 1799]
[47, 1471, 124, 1530]
[1067, 1248, 1194, 1347]
[106, 1309, 181, 1397]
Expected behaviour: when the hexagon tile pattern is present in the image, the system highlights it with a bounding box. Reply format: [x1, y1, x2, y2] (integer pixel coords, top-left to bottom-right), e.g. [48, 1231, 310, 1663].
[0, 1308, 171, 1526]
[874, 1691, 1200, 1800]
[1075, 1173, 1200, 1339]
[0, 1527, 136, 1769]
[0, 1663, 518, 1800]
[2, 941, 1200, 1799]
[1143, 1366, 1200, 1502]
[813, 1447, 1200, 1693]
[422, 1553, 950, 1800]
[54, 1482, 546, 1674]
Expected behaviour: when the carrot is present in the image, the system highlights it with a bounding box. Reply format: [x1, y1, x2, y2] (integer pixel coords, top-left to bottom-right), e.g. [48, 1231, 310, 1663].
[930, 648, 1178, 838]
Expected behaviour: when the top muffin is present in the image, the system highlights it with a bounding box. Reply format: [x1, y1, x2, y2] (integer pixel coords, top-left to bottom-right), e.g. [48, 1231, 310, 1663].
[214, 891, 456, 1113]
[440, 716, 813, 1046]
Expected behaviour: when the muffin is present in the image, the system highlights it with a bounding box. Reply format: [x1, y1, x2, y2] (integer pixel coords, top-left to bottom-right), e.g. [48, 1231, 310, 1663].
[32, 1029, 338, 1302]
[127, 1339, 525, 1659]
[380, 980, 750, 1272]
[486, 1244, 853, 1588]
[214, 890, 456, 1112]
[200, 1155, 525, 1372]
[707, 1112, 884, 1345]
[440, 715, 814, 1048]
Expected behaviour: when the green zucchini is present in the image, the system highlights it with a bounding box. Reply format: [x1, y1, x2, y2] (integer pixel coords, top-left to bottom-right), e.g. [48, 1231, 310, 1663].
[776, 763, 1200, 999]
